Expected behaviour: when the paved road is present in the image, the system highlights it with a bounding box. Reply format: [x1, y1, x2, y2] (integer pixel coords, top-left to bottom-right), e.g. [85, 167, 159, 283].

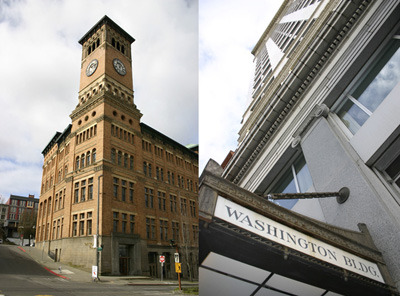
[0, 245, 175, 296]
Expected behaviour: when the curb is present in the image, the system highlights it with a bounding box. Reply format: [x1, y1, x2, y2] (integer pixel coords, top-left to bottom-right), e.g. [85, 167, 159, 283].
[43, 267, 70, 280]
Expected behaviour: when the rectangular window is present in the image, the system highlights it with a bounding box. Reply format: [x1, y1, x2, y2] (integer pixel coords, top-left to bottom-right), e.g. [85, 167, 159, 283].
[172, 221, 179, 241]
[74, 182, 79, 203]
[190, 200, 196, 217]
[121, 180, 126, 202]
[129, 182, 134, 202]
[113, 212, 119, 232]
[73, 222, 77, 236]
[113, 178, 119, 199]
[145, 187, 154, 208]
[130, 215, 135, 233]
[79, 220, 85, 236]
[88, 178, 93, 200]
[160, 220, 168, 241]
[192, 225, 199, 242]
[81, 180, 86, 202]
[336, 38, 400, 134]
[87, 219, 92, 235]
[158, 191, 166, 211]
[170, 194, 177, 212]
[146, 217, 156, 239]
[180, 198, 187, 215]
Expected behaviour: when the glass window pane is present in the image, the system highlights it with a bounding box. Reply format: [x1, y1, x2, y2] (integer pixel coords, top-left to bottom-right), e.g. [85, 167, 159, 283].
[271, 165, 298, 209]
[337, 39, 400, 134]
[337, 99, 369, 134]
[353, 40, 400, 113]
[294, 157, 313, 193]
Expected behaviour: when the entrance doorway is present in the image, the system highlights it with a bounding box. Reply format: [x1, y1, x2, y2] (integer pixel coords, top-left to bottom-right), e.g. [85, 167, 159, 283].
[119, 245, 130, 275]
[148, 252, 158, 277]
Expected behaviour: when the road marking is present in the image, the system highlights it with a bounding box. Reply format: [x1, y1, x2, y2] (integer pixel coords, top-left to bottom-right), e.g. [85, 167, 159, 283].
[17, 246, 26, 252]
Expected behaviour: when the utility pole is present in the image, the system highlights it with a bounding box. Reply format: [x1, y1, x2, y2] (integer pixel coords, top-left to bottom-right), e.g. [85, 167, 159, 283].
[170, 240, 182, 290]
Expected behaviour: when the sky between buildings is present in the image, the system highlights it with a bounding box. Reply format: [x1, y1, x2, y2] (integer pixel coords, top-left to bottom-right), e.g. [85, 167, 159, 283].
[0, 0, 283, 201]
[199, 0, 283, 170]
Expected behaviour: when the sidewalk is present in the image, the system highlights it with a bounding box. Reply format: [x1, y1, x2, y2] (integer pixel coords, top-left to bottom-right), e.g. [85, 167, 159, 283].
[19, 245, 198, 287]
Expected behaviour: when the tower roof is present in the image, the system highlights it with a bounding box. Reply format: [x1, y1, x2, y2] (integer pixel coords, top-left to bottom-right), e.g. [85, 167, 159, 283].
[78, 15, 135, 45]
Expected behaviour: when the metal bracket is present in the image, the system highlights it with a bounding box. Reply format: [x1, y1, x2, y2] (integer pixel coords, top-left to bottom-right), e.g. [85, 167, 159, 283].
[266, 187, 350, 204]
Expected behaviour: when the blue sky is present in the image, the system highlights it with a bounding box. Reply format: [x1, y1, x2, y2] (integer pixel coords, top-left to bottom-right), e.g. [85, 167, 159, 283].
[0, 0, 198, 201]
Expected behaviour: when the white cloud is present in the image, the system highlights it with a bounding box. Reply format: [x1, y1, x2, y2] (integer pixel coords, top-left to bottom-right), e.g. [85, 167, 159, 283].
[199, 0, 283, 170]
[0, 0, 198, 200]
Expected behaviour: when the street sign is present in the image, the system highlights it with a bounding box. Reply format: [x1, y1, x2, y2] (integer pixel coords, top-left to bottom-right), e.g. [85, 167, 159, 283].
[159, 255, 165, 263]
[92, 265, 98, 278]
[174, 252, 179, 263]
[175, 262, 182, 273]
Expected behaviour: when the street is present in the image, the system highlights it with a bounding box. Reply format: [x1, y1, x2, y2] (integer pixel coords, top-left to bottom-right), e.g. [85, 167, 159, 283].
[0, 245, 176, 296]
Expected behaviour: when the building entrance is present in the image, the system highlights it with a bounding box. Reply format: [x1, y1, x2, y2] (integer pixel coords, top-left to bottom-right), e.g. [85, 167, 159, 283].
[119, 245, 130, 275]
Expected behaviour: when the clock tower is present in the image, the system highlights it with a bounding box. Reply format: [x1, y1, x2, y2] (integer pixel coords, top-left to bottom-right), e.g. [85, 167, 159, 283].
[36, 16, 198, 278]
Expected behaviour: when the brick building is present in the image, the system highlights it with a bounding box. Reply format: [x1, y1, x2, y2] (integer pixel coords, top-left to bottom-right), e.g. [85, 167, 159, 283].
[35, 16, 198, 278]
[3, 194, 38, 239]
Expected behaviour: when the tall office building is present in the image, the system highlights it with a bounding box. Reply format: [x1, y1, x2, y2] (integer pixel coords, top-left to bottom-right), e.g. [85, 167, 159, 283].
[200, 0, 400, 294]
[36, 16, 198, 278]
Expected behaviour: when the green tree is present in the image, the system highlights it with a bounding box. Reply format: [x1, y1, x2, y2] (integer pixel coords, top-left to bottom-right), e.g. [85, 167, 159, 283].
[19, 209, 37, 245]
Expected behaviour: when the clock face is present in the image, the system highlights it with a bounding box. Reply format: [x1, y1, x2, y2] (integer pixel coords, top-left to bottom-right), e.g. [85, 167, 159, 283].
[86, 59, 98, 77]
[113, 58, 126, 76]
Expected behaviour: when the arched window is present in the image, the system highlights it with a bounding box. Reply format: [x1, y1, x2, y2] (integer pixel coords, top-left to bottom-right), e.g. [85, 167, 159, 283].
[148, 164, 152, 177]
[81, 153, 85, 168]
[86, 151, 91, 166]
[76, 156, 80, 170]
[121, 45, 125, 54]
[92, 149, 96, 163]
[112, 38, 116, 47]
[64, 165, 68, 177]
[118, 151, 122, 165]
[111, 148, 116, 163]
[130, 156, 134, 170]
[143, 162, 147, 176]
[117, 42, 120, 51]
[124, 153, 128, 168]
[96, 39, 100, 47]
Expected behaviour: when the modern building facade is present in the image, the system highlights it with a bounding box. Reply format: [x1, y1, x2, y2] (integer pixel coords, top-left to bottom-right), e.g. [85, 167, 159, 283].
[36, 16, 198, 278]
[200, 0, 400, 294]
[3, 194, 38, 238]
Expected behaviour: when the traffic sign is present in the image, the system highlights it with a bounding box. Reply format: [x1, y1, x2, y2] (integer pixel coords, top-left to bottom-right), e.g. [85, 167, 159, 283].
[92, 265, 98, 278]
[175, 262, 182, 273]
[159, 255, 165, 263]
[174, 252, 179, 263]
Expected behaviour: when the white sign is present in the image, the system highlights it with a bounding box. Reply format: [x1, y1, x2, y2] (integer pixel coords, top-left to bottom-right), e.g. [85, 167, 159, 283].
[214, 196, 384, 283]
[92, 265, 98, 278]
[174, 253, 180, 263]
[159, 255, 165, 263]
